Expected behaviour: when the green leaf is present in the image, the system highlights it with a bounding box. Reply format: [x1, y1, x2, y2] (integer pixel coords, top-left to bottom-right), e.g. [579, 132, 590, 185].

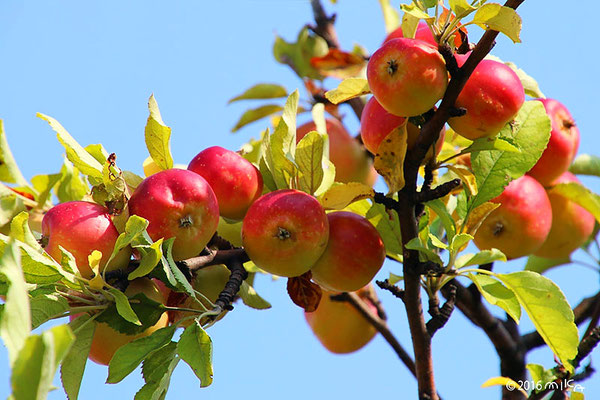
[10, 212, 39, 249]
[469, 101, 551, 212]
[107, 215, 149, 268]
[31, 173, 61, 208]
[37, 113, 104, 179]
[61, 315, 95, 400]
[378, 0, 400, 33]
[0, 120, 28, 185]
[467, 273, 521, 322]
[449, 233, 473, 254]
[273, 27, 328, 80]
[231, 104, 283, 133]
[400, 12, 420, 39]
[239, 281, 271, 310]
[449, 0, 476, 17]
[0, 240, 31, 366]
[463, 137, 520, 154]
[505, 61, 545, 98]
[324, 78, 370, 105]
[429, 233, 448, 250]
[296, 131, 325, 195]
[366, 203, 403, 262]
[96, 292, 164, 336]
[471, 3, 522, 43]
[177, 321, 213, 387]
[0, 186, 26, 227]
[524, 255, 571, 274]
[495, 271, 579, 372]
[11, 324, 74, 400]
[123, 170, 145, 192]
[455, 249, 507, 269]
[405, 237, 443, 265]
[388, 273, 403, 285]
[109, 288, 142, 326]
[550, 182, 600, 223]
[526, 363, 559, 394]
[426, 199, 457, 243]
[136, 342, 180, 400]
[30, 293, 69, 330]
[570, 154, 600, 177]
[129, 239, 163, 280]
[228, 83, 287, 103]
[107, 325, 177, 384]
[400, 4, 434, 21]
[319, 182, 374, 210]
[56, 159, 90, 203]
[145, 94, 174, 170]
[84, 143, 110, 165]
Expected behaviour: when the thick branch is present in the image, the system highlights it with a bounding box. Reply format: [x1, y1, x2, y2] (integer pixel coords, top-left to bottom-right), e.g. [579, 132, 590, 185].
[426, 285, 456, 337]
[214, 258, 249, 312]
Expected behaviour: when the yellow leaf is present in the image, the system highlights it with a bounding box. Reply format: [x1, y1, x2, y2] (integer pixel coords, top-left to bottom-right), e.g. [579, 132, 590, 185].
[88, 250, 106, 290]
[324, 78, 370, 105]
[481, 376, 527, 397]
[446, 164, 478, 196]
[319, 182, 374, 210]
[374, 123, 408, 194]
[463, 201, 500, 237]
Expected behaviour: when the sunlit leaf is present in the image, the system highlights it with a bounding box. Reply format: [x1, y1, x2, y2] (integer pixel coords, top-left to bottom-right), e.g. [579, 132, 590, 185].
[467, 273, 521, 322]
[0, 120, 28, 185]
[374, 124, 407, 194]
[177, 322, 213, 387]
[319, 182, 374, 210]
[325, 78, 370, 105]
[472, 3, 522, 43]
[145, 94, 174, 170]
[228, 83, 287, 103]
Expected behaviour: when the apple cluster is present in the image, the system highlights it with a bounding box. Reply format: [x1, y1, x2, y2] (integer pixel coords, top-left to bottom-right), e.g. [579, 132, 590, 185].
[40, 132, 388, 362]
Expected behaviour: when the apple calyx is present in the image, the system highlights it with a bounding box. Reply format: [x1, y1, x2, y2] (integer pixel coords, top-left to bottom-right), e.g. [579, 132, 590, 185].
[387, 59, 398, 75]
[276, 227, 292, 240]
[179, 215, 194, 228]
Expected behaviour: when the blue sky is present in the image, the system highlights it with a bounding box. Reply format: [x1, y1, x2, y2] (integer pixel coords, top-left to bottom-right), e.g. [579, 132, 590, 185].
[1, 1, 599, 399]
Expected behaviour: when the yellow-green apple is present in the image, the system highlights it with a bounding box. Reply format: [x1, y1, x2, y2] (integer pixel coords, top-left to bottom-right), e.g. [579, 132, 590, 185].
[296, 118, 376, 185]
[304, 285, 378, 354]
[360, 96, 445, 162]
[448, 54, 524, 140]
[473, 175, 552, 259]
[527, 99, 580, 186]
[127, 169, 219, 261]
[41, 201, 131, 279]
[367, 38, 448, 117]
[535, 172, 595, 258]
[167, 264, 231, 326]
[188, 146, 263, 220]
[242, 189, 329, 277]
[310, 211, 385, 292]
[83, 278, 169, 365]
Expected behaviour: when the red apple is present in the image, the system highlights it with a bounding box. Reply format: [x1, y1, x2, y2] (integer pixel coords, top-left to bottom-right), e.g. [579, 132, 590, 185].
[127, 169, 219, 261]
[473, 175, 552, 259]
[188, 146, 263, 220]
[384, 21, 436, 46]
[305, 285, 378, 354]
[535, 172, 595, 258]
[360, 96, 445, 162]
[41, 201, 131, 279]
[242, 189, 329, 277]
[448, 55, 524, 140]
[527, 99, 580, 186]
[367, 38, 448, 117]
[310, 211, 385, 292]
[82, 278, 169, 365]
[296, 118, 376, 185]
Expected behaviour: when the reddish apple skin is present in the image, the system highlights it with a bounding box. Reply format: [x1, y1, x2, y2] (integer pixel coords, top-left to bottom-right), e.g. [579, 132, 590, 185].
[41, 201, 131, 279]
[473, 175, 552, 259]
[527, 99, 580, 186]
[305, 285, 378, 354]
[242, 189, 329, 277]
[128, 169, 219, 261]
[296, 118, 376, 185]
[83, 278, 168, 366]
[188, 146, 263, 220]
[448, 55, 524, 140]
[535, 172, 595, 258]
[311, 211, 385, 292]
[367, 38, 448, 117]
[384, 21, 436, 46]
[361, 96, 445, 161]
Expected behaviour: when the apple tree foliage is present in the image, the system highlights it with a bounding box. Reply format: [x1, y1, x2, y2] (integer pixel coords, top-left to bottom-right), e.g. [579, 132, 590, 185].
[0, 0, 599, 399]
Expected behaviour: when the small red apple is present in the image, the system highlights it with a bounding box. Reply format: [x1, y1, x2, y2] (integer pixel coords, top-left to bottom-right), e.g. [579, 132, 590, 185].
[448, 55, 524, 140]
[41, 201, 131, 279]
[360, 96, 445, 162]
[534, 172, 595, 258]
[188, 146, 263, 220]
[310, 211, 385, 293]
[242, 189, 329, 277]
[305, 285, 378, 354]
[367, 38, 448, 117]
[127, 169, 219, 261]
[473, 175, 552, 259]
[296, 118, 376, 185]
[527, 99, 580, 186]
